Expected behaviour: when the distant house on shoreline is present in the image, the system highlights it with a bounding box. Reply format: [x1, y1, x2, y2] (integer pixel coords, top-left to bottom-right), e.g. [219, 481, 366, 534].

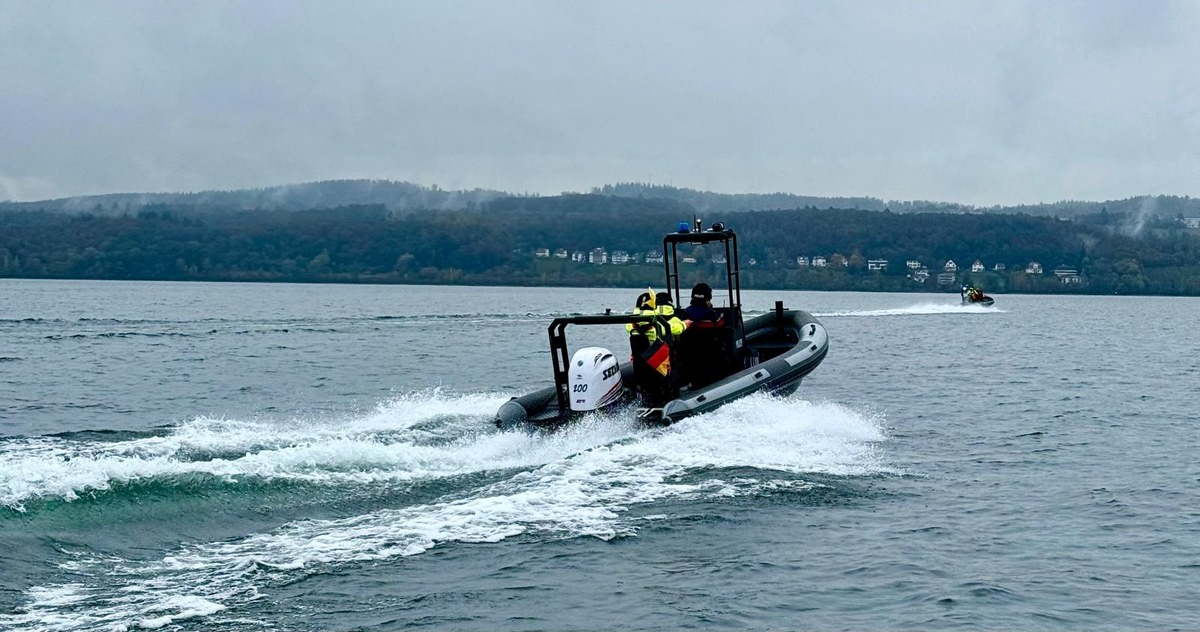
[1054, 266, 1082, 284]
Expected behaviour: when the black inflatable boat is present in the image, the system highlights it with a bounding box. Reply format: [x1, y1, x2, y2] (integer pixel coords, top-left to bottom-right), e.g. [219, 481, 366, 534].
[495, 222, 829, 429]
[961, 284, 995, 307]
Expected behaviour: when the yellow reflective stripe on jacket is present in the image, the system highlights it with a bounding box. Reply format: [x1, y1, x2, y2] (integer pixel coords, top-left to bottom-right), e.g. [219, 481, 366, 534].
[655, 305, 686, 337]
[626, 305, 687, 341]
[626, 308, 662, 341]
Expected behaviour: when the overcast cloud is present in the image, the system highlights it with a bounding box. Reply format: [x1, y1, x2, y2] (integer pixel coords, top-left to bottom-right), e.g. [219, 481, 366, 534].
[1, 0, 1198, 205]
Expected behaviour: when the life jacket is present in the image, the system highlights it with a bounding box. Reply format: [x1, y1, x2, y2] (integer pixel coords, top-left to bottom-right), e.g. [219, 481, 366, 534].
[683, 302, 723, 328]
[627, 308, 667, 342]
[627, 304, 687, 340]
[654, 304, 687, 339]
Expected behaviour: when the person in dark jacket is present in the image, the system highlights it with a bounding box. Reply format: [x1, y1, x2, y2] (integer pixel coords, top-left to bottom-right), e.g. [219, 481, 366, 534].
[679, 282, 731, 389]
[681, 282, 723, 327]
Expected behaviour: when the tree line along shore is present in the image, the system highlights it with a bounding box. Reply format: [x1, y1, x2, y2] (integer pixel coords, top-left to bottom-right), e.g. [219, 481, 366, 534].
[3, 194, 1200, 295]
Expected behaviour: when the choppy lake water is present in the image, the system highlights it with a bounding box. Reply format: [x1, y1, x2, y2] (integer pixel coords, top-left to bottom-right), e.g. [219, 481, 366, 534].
[2, 279, 1198, 630]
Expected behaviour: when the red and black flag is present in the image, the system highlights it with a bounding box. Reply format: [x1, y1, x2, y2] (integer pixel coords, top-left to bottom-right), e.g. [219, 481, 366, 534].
[641, 339, 671, 377]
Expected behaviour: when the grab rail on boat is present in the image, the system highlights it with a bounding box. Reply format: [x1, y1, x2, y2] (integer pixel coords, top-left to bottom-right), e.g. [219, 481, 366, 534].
[546, 313, 667, 416]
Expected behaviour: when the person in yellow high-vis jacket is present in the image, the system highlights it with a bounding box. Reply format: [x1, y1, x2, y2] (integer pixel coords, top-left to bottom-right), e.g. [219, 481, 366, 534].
[627, 290, 690, 406]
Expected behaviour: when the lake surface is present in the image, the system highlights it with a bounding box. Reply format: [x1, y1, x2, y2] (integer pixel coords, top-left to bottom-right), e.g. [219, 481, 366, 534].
[2, 279, 1198, 631]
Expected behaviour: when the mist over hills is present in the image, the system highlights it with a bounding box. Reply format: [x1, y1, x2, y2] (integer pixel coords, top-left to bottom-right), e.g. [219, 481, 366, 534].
[592, 183, 1200, 221]
[2, 179, 1198, 220]
[589, 183, 889, 213]
[0, 180, 511, 215]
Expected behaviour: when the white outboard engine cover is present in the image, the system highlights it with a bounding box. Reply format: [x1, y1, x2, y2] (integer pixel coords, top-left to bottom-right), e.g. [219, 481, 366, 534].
[568, 347, 624, 412]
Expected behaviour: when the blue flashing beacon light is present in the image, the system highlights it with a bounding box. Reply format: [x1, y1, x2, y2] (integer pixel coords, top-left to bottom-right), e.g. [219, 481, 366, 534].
[677, 221, 691, 233]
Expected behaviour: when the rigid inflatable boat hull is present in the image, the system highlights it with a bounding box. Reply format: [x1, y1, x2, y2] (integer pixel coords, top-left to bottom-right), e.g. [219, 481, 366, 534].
[496, 309, 827, 429]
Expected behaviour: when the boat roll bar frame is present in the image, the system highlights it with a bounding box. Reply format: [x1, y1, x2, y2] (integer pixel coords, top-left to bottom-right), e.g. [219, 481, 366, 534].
[546, 224, 748, 414]
[663, 224, 746, 355]
[662, 226, 741, 315]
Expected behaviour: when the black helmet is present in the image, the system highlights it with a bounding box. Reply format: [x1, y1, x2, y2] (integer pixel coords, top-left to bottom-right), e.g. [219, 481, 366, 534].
[655, 291, 672, 306]
[691, 282, 712, 301]
[635, 292, 653, 309]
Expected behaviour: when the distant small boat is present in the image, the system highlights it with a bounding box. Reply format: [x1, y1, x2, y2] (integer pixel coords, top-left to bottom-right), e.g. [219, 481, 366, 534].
[961, 285, 994, 307]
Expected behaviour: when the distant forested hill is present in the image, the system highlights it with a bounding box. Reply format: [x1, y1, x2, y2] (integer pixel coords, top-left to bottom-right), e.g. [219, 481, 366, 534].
[4, 193, 1200, 294]
[596, 182, 1200, 220]
[0, 180, 510, 216]
[6, 179, 1200, 223]
[590, 183, 888, 213]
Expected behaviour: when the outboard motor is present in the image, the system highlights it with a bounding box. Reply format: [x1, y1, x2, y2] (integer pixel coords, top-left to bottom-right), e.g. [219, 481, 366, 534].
[568, 347, 624, 412]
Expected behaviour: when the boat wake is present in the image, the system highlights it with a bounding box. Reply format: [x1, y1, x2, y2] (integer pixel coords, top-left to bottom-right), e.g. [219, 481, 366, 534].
[0, 391, 889, 631]
[0, 390, 514, 512]
[817, 302, 1002, 317]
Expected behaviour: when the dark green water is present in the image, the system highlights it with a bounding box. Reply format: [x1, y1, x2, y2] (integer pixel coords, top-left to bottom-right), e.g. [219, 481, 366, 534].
[2, 280, 1198, 630]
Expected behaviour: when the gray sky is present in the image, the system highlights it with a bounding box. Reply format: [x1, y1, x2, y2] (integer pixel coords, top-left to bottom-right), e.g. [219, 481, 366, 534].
[2, 1, 1198, 206]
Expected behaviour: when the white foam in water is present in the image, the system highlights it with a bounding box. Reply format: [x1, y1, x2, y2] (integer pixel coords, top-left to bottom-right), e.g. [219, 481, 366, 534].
[817, 301, 1002, 317]
[0, 389, 517, 510]
[0, 392, 888, 631]
[137, 596, 226, 630]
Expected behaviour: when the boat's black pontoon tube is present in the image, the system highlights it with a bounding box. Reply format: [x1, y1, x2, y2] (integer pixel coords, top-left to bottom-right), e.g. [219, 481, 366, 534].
[659, 304, 827, 423]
